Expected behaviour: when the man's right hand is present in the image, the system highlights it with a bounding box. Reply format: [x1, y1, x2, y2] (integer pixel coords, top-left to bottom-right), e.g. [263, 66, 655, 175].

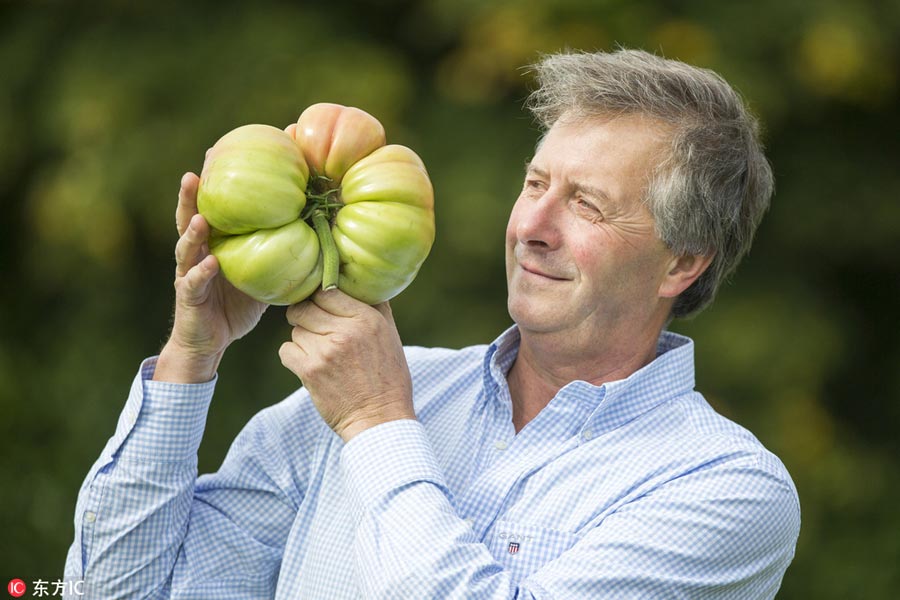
[153, 172, 267, 383]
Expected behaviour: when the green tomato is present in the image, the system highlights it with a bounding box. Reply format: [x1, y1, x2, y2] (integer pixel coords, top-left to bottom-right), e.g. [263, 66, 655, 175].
[211, 219, 323, 305]
[198, 124, 309, 234]
[199, 124, 321, 304]
[197, 104, 435, 306]
[335, 145, 435, 304]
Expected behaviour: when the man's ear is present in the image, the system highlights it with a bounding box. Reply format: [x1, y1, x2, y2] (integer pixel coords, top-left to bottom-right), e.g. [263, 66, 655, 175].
[658, 253, 715, 299]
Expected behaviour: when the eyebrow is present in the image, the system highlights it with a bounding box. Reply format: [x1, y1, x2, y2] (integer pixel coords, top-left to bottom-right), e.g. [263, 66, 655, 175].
[524, 162, 614, 205]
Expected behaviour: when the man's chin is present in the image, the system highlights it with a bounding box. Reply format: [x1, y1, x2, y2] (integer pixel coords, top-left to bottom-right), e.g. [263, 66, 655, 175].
[508, 301, 567, 335]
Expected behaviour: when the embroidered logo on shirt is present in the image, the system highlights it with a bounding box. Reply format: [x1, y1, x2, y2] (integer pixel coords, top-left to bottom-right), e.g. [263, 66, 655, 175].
[508, 542, 520, 554]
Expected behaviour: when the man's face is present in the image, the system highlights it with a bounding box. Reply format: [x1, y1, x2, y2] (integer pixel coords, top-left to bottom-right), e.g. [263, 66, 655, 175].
[505, 113, 677, 341]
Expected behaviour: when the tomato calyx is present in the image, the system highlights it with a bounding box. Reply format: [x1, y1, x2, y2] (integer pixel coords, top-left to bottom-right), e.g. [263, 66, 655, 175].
[301, 173, 344, 291]
[301, 174, 343, 220]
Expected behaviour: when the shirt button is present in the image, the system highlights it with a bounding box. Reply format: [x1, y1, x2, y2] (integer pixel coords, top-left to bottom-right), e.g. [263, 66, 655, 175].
[84, 511, 97, 523]
[464, 517, 475, 527]
[582, 429, 594, 441]
[493, 440, 508, 451]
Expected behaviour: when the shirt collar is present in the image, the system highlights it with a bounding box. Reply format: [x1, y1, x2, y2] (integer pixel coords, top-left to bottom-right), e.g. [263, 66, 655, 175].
[482, 325, 696, 439]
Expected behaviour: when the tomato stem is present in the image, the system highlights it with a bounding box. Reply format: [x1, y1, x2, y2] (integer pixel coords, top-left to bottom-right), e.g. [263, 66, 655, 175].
[305, 173, 342, 291]
[312, 210, 339, 291]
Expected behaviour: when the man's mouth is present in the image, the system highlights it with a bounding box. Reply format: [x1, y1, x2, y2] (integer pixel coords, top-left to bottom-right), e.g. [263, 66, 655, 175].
[519, 261, 570, 281]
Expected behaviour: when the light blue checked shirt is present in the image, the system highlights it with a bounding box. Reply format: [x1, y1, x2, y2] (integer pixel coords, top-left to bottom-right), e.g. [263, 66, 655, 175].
[65, 326, 799, 599]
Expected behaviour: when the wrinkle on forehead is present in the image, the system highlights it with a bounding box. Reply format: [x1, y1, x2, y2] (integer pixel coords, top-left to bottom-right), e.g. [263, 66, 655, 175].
[535, 110, 674, 150]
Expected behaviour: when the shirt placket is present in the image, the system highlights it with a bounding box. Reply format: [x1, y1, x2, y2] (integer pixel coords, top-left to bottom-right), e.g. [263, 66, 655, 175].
[457, 385, 585, 540]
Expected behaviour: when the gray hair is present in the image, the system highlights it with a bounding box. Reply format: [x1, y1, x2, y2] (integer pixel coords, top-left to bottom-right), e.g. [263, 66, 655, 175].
[525, 49, 774, 319]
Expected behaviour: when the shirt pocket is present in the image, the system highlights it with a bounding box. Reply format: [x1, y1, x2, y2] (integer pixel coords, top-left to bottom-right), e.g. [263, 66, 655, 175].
[487, 519, 580, 582]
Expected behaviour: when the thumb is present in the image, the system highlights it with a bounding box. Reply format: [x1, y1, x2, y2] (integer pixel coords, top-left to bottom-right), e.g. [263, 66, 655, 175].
[178, 254, 220, 306]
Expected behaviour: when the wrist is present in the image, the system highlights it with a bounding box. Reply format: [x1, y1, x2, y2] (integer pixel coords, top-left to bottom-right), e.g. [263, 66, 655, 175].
[153, 341, 223, 383]
[336, 408, 417, 443]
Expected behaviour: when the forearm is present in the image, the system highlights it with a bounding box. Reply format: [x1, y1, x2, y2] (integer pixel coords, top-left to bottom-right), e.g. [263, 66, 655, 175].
[65, 357, 215, 598]
[73, 459, 198, 598]
[342, 421, 539, 599]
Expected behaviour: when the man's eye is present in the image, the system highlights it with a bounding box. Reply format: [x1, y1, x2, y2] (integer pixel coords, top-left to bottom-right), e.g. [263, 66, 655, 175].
[575, 197, 604, 219]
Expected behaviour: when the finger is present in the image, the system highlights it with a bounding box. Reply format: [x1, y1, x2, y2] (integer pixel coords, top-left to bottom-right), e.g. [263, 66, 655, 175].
[177, 254, 219, 305]
[286, 300, 337, 335]
[284, 123, 297, 138]
[311, 288, 366, 318]
[278, 340, 308, 376]
[286, 327, 316, 367]
[176, 172, 200, 237]
[175, 213, 211, 278]
[290, 325, 317, 350]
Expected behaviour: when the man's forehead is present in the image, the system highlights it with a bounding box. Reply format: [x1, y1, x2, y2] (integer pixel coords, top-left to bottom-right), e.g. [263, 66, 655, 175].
[535, 114, 671, 170]
[544, 111, 673, 145]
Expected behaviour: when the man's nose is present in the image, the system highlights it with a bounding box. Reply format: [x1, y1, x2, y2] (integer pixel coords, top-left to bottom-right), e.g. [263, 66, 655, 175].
[516, 189, 564, 249]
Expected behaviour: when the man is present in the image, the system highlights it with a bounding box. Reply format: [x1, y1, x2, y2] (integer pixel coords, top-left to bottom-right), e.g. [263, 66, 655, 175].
[65, 49, 799, 598]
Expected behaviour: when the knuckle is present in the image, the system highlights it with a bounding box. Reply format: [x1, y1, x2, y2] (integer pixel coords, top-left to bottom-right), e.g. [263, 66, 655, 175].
[176, 266, 200, 295]
[292, 302, 308, 322]
[278, 342, 301, 370]
[286, 301, 309, 325]
[328, 331, 354, 351]
[174, 238, 189, 262]
[277, 342, 291, 363]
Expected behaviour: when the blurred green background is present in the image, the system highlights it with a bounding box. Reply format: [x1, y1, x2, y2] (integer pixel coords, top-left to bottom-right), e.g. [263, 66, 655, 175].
[2, 0, 898, 596]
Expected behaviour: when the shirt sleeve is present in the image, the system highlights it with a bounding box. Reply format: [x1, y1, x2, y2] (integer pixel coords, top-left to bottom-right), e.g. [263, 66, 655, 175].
[341, 420, 537, 599]
[529, 452, 801, 599]
[341, 421, 800, 600]
[64, 357, 303, 600]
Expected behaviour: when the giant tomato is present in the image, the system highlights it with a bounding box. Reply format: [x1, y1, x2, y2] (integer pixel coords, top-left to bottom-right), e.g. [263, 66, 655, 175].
[197, 103, 434, 305]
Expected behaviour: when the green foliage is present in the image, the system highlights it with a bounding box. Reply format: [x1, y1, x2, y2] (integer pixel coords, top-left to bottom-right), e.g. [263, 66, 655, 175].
[1, 0, 898, 595]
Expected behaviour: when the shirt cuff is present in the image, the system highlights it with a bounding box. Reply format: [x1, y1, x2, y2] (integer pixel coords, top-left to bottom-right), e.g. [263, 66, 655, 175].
[341, 419, 448, 521]
[108, 356, 217, 463]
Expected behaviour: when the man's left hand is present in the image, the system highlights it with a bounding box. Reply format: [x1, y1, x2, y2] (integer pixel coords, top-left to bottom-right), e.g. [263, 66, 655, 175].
[280, 289, 415, 442]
